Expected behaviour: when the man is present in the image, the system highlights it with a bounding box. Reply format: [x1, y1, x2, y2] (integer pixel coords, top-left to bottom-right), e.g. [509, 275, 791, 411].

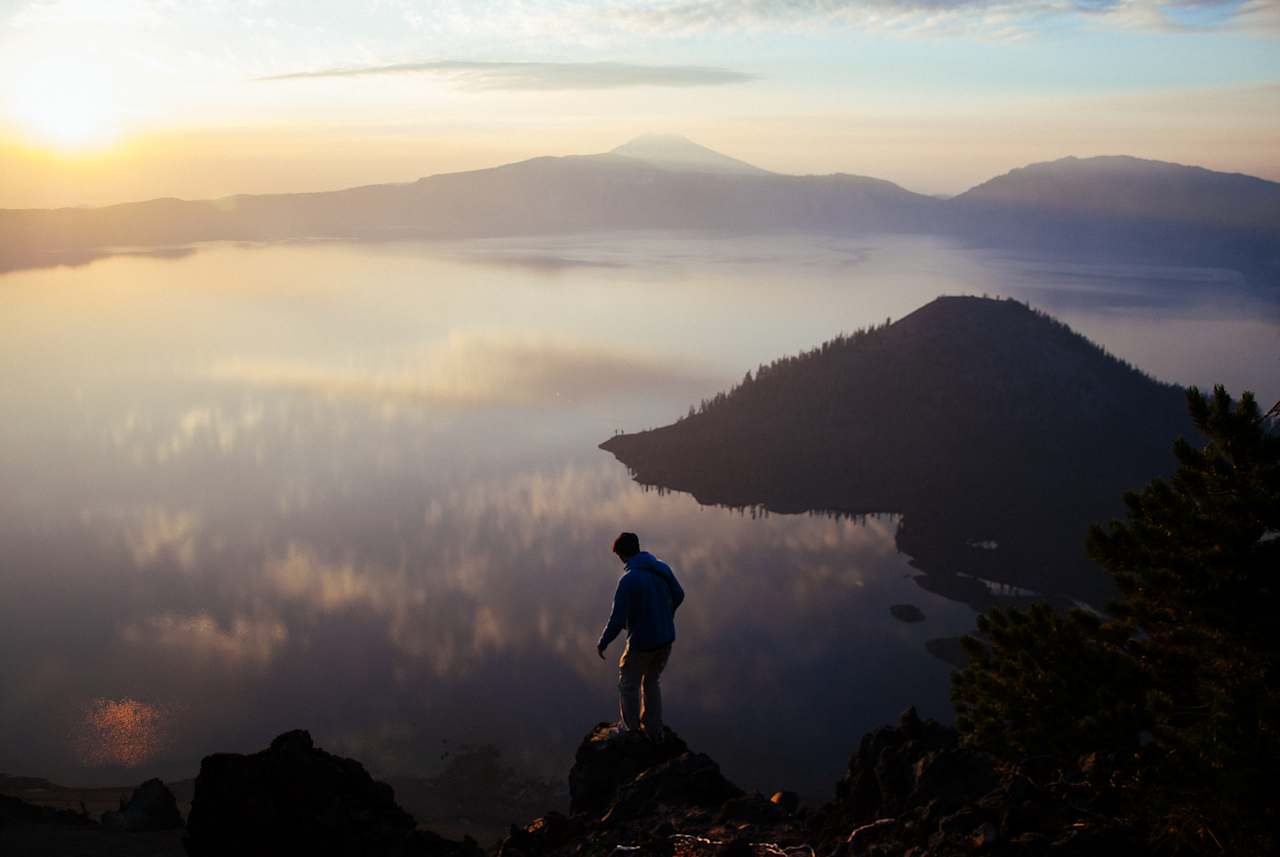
[596, 532, 685, 740]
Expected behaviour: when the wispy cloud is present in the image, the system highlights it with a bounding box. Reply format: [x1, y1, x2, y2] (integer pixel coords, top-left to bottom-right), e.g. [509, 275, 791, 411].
[604, 0, 1280, 36]
[257, 59, 759, 90]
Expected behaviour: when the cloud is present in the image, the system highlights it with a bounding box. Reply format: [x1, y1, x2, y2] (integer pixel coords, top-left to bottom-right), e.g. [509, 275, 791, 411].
[604, 0, 1279, 35]
[257, 60, 758, 90]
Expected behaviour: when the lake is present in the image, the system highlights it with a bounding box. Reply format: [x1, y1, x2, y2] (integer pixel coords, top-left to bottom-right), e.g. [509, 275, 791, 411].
[1, 233, 1275, 803]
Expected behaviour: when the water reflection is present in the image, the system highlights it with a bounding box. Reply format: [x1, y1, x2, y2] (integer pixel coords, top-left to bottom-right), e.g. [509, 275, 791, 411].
[0, 234, 1275, 803]
[3, 455, 972, 795]
[118, 614, 288, 668]
[206, 332, 713, 407]
[81, 507, 201, 570]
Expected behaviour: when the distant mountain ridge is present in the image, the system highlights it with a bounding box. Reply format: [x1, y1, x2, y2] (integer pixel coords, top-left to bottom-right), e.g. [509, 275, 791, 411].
[1, 137, 1276, 284]
[958, 155, 1280, 229]
[601, 296, 1197, 604]
[951, 155, 1280, 277]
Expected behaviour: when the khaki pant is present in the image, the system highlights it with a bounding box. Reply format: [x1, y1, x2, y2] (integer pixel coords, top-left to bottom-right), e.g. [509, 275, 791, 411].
[618, 641, 672, 734]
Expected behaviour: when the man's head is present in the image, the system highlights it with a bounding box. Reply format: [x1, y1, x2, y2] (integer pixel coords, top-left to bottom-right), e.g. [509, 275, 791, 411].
[612, 531, 640, 562]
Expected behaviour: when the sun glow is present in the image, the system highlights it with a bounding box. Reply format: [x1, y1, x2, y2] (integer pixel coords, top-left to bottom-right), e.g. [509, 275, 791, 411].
[6, 56, 122, 150]
[75, 697, 170, 768]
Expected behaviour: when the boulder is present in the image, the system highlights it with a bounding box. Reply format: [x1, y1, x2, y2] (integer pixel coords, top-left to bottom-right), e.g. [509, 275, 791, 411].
[846, 817, 896, 853]
[567, 723, 688, 816]
[717, 836, 755, 857]
[605, 752, 742, 822]
[818, 706, 957, 835]
[909, 749, 1000, 808]
[101, 777, 183, 831]
[184, 728, 480, 857]
[717, 793, 788, 825]
[499, 723, 811, 857]
[497, 812, 579, 857]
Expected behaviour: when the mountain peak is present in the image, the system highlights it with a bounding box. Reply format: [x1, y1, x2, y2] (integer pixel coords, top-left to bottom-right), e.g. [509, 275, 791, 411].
[954, 154, 1280, 235]
[609, 134, 771, 176]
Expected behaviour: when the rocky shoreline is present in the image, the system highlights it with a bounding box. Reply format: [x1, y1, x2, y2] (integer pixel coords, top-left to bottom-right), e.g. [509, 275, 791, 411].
[1, 709, 1144, 857]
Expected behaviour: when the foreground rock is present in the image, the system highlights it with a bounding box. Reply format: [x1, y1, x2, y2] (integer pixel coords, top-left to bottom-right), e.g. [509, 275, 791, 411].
[102, 778, 183, 832]
[2, 713, 1157, 856]
[0, 792, 184, 856]
[184, 729, 481, 857]
[503, 713, 1153, 857]
[568, 722, 692, 815]
[0, 793, 98, 829]
[500, 723, 804, 857]
[810, 707, 1144, 856]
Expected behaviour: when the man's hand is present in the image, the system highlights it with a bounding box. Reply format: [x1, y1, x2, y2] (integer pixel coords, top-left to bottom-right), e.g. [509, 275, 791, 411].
[597, 645, 607, 660]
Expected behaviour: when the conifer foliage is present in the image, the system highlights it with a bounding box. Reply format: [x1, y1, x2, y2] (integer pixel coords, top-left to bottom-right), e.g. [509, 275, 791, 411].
[952, 603, 1147, 760]
[952, 386, 1279, 854]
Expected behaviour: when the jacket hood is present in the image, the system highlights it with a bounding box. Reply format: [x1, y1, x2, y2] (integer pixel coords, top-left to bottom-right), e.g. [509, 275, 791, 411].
[625, 551, 665, 573]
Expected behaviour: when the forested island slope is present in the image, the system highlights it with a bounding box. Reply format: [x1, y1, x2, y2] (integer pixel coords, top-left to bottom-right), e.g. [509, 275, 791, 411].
[602, 296, 1195, 603]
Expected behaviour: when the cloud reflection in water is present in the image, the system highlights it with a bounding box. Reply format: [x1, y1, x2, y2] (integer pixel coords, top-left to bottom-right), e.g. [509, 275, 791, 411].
[206, 332, 715, 407]
[118, 613, 287, 668]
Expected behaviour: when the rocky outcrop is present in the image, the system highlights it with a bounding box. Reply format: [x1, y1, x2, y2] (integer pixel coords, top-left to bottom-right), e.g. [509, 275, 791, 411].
[102, 778, 183, 832]
[810, 708, 1143, 856]
[501, 723, 803, 857]
[184, 729, 481, 857]
[2, 714, 1154, 857]
[0, 793, 181, 857]
[567, 723, 742, 825]
[568, 722, 691, 815]
[0, 792, 96, 829]
[502, 712, 1150, 857]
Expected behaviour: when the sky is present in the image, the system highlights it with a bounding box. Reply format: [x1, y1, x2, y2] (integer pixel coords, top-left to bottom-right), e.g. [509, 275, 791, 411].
[1, 0, 1278, 207]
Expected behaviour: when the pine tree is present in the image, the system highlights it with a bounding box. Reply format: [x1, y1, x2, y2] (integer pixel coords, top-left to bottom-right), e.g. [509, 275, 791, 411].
[952, 602, 1146, 759]
[952, 386, 1279, 854]
[1086, 385, 1279, 851]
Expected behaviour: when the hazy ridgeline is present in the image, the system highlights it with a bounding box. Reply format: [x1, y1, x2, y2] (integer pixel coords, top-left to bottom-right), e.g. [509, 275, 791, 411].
[3, 137, 1278, 287]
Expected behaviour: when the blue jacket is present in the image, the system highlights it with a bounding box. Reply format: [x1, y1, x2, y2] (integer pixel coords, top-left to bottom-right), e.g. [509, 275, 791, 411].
[597, 551, 685, 652]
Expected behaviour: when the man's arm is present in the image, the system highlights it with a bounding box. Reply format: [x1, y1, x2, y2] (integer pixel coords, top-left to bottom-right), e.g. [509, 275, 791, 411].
[657, 559, 685, 612]
[669, 571, 685, 612]
[597, 576, 631, 653]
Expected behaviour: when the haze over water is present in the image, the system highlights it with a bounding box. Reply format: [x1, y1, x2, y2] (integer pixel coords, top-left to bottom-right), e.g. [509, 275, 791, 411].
[1, 233, 1275, 798]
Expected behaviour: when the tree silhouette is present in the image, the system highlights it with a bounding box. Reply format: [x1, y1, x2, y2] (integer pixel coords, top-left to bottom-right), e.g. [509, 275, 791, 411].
[953, 385, 1279, 854]
[1088, 385, 1278, 853]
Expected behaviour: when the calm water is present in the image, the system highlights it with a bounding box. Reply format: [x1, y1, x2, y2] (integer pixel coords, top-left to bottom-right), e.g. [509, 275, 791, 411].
[1, 233, 1275, 800]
